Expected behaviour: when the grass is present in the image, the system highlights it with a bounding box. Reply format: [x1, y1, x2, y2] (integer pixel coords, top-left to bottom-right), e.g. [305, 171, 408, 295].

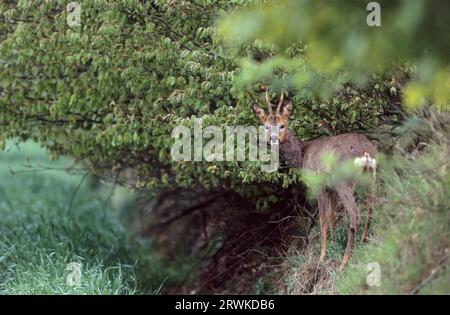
[0, 140, 181, 294]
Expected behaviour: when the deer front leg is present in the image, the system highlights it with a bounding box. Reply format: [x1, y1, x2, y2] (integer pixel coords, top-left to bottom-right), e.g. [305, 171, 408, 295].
[318, 190, 328, 262]
[361, 207, 372, 243]
[336, 183, 358, 271]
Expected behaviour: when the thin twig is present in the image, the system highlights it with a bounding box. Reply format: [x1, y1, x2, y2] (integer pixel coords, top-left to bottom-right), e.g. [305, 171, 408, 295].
[66, 172, 90, 214]
[409, 255, 448, 295]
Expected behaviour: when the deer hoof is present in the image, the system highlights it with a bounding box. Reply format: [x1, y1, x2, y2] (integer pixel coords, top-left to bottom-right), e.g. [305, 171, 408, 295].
[319, 253, 325, 263]
[338, 259, 349, 271]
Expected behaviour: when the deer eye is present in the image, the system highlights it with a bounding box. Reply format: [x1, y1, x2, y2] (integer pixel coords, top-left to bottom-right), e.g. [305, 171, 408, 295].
[280, 125, 285, 129]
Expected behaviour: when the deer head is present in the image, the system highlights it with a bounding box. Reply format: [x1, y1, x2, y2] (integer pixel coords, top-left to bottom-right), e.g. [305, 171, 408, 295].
[253, 88, 293, 145]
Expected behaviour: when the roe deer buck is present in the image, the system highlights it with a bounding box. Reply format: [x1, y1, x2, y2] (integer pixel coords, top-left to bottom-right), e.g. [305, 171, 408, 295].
[253, 88, 377, 270]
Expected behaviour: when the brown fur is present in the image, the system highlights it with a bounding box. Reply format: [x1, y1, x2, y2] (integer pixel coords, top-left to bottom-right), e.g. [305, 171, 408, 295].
[254, 96, 377, 270]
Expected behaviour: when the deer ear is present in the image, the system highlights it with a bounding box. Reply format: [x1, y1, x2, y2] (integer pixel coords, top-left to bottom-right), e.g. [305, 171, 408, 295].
[253, 104, 267, 123]
[282, 101, 293, 119]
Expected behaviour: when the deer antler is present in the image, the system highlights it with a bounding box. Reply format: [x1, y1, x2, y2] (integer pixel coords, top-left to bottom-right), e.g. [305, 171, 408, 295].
[276, 91, 284, 114]
[265, 89, 273, 115]
[264, 85, 284, 115]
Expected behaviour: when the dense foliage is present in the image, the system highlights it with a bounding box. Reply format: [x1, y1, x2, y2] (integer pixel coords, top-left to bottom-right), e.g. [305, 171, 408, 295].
[0, 0, 416, 195]
[220, 0, 449, 110]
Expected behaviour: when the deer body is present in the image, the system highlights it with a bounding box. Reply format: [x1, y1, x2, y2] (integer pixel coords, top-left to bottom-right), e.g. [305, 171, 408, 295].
[280, 129, 377, 270]
[253, 89, 377, 270]
[281, 130, 377, 171]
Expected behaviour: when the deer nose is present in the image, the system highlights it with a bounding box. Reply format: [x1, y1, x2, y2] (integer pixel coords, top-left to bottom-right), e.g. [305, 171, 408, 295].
[269, 134, 279, 145]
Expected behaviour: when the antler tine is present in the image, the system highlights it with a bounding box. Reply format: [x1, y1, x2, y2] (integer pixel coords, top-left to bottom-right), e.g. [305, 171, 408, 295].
[276, 91, 284, 114]
[265, 89, 273, 115]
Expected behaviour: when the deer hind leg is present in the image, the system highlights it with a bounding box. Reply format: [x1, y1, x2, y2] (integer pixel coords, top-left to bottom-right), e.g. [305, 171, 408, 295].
[318, 189, 329, 262]
[362, 169, 376, 242]
[336, 183, 358, 271]
[327, 191, 338, 241]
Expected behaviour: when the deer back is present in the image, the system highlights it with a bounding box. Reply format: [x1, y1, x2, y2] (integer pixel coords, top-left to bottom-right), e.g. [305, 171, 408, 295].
[301, 133, 378, 172]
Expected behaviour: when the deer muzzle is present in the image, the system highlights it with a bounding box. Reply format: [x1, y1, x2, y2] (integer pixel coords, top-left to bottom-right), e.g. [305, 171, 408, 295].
[269, 128, 279, 146]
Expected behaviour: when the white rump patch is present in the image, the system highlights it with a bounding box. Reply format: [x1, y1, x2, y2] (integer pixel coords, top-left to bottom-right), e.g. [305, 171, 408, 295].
[354, 152, 377, 171]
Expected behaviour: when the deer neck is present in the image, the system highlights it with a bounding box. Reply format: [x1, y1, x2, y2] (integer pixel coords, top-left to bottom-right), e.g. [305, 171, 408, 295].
[279, 129, 303, 168]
